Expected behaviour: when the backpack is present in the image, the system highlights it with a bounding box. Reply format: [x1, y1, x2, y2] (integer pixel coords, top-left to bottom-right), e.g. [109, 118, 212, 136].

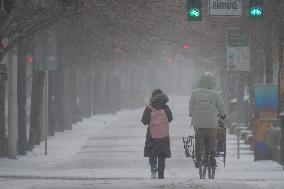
[148, 105, 169, 139]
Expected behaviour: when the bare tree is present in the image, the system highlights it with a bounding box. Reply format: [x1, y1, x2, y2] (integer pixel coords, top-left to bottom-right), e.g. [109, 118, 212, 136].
[0, 0, 95, 155]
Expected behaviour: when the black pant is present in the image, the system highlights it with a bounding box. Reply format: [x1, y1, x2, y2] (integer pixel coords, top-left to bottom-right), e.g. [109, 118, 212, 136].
[149, 157, 165, 179]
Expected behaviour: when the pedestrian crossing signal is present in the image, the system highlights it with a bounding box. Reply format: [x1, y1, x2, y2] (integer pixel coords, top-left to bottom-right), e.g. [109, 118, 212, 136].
[187, 0, 202, 21]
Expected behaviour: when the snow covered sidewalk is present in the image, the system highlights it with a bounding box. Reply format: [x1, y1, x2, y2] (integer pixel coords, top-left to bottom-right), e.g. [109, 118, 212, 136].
[0, 111, 123, 177]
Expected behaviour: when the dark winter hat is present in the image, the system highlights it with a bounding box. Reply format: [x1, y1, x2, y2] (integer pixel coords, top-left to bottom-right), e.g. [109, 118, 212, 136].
[150, 93, 169, 104]
[151, 89, 163, 97]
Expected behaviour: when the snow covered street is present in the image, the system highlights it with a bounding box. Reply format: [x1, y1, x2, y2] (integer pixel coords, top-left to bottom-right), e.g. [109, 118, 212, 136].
[1, 96, 284, 189]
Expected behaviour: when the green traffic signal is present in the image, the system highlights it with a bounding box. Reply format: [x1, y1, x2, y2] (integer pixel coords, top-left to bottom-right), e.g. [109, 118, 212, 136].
[187, 0, 202, 21]
[249, 0, 264, 18]
[249, 6, 263, 17]
[188, 8, 201, 17]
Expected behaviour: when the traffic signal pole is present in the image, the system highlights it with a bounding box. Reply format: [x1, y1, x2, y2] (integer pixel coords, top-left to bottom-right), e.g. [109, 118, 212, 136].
[237, 72, 245, 159]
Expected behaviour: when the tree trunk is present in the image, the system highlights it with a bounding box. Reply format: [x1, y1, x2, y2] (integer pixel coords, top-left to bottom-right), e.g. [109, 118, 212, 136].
[86, 64, 93, 117]
[69, 65, 78, 124]
[0, 35, 6, 157]
[27, 69, 44, 150]
[93, 63, 101, 114]
[78, 63, 92, 118]
[63, 66, 72, 130]
[53, 68, 64, 132]
[17, 41, 27, 155]
[8, 50, 18, 159]
[93, 62, 108, 114]
[0, 80, 6, 157]
[71, 64, 80, 124]
[54, 19, 67, 131]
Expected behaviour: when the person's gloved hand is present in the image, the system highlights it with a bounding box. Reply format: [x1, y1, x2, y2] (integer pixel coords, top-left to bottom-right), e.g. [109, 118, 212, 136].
[219, 114, 226, 120]
[218, 119, 225, 128]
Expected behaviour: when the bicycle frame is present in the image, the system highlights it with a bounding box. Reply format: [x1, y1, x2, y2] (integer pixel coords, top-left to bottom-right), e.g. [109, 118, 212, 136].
[183, 118, 226, 179]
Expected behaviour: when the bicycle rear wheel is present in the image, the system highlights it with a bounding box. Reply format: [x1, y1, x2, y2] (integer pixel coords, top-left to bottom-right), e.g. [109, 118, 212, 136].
[208, 166, 215, 179]
[199, 152, 206, 179]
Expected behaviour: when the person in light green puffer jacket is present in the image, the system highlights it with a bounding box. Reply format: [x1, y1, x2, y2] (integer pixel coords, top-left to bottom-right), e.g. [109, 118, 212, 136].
[189, 72, 226, 168]
[189, 72, 226, 129]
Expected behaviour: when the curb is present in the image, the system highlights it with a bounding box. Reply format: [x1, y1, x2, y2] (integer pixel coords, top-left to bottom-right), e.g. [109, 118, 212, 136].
[0, 175, 145, 180]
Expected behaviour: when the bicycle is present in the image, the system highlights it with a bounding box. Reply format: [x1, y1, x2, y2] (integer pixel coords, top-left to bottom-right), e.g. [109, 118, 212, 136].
[182, 116, 226, 179]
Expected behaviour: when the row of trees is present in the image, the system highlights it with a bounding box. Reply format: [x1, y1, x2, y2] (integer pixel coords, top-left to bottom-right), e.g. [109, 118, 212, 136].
[0, 0, 96, 158]
[0, 0, 195, 159]
[0, 0, 136, 158]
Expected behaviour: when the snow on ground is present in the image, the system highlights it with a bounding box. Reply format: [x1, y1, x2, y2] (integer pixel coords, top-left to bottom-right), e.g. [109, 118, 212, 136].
[0, 96, 284, 189]
[0, 112, 121, 174]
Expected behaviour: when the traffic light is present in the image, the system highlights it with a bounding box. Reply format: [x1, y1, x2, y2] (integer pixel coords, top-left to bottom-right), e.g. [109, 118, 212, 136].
[26, 54, 33, 64]
[187, 0, 202, 21]
[182, 43, 190, 49]
[249, 0, 264, 18]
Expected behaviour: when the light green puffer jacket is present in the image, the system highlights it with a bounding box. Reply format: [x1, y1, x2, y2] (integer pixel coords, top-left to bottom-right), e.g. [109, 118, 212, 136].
[189, 72, 225, 129]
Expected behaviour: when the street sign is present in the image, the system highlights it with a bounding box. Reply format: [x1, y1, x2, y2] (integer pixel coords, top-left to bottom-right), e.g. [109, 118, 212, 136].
[34, 29, 57, 71]
[209, 0, 242, 16]
[0, 64, 7, 81]
[227, 30, 250, 71]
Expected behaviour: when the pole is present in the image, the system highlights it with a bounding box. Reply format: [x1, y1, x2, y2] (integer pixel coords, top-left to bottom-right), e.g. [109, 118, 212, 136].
[237, 72, 244, 159]
[45, 70, 48, 155]
[237, 125, 240, 159]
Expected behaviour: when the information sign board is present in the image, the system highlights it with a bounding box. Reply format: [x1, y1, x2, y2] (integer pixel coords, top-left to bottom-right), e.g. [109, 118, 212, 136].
[227, 30, 250, 71]
[34, 29, 57, 71]
[209, 0, 242, 16]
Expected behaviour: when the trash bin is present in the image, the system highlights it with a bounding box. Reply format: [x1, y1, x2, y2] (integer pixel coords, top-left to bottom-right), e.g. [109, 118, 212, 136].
[264, 119, 281, 162]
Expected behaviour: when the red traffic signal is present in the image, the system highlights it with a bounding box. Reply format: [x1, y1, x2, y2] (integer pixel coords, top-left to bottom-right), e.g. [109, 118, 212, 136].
[26, 54, 33, 64]
[182, 43, 190, 49]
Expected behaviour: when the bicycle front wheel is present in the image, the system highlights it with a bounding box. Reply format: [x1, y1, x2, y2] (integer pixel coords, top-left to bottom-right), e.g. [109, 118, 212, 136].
[208, 166, 215, 179]
[199, 165, 206, 179]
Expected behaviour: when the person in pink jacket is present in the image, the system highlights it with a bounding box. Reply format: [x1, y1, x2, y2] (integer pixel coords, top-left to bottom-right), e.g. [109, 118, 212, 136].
[141, 89, 173, 179]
